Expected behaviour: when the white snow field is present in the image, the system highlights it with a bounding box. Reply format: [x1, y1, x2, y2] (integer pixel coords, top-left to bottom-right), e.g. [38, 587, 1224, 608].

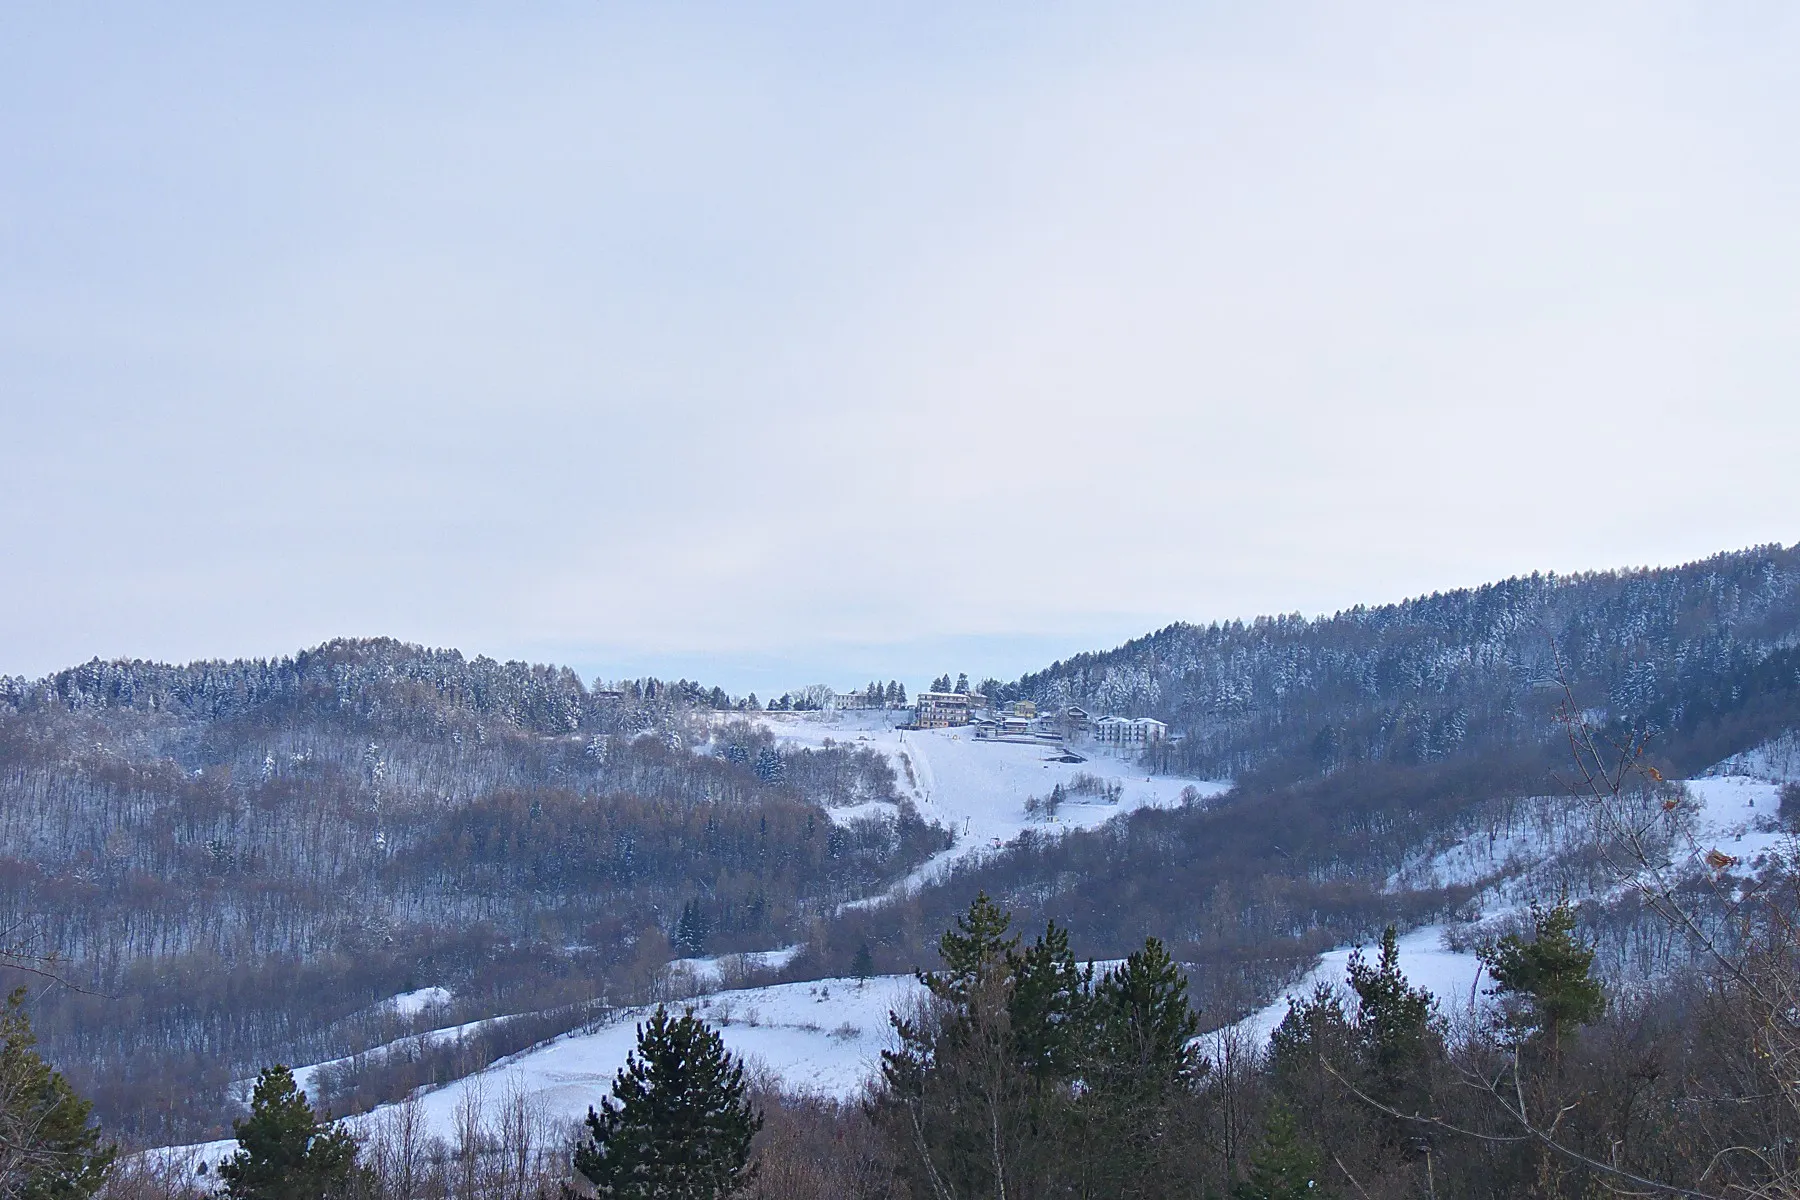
[229, 1012, 520, 1108]
[152, 974, 927, 1173]
[1683, 775, 1787, 870]
[387, 986, 453, 1019]
[744, 709, 1228, 901]
[1232, 925, 1491, 1048]
[664, 945, 804, 989]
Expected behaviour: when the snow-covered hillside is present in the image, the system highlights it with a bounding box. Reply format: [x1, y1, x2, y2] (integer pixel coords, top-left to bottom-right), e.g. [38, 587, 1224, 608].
[155, 974, 925, 1173]
[1234, 758, 1791, 1046]
[152, 712, 1225, 1167]
[152, 730, 1797, 1171]
[747, 710, 1227, 901]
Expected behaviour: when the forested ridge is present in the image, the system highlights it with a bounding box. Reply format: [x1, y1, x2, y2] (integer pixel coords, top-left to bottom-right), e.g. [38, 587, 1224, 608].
[1006, 543, 1800, 780]
[0, 640, 942, 1142]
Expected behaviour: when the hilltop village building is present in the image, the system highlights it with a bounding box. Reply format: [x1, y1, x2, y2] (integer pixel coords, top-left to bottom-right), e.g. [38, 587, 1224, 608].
[912, 692, 1163, 748]
[915, 691, 978, 728]
[1092, 715, 1168, 745]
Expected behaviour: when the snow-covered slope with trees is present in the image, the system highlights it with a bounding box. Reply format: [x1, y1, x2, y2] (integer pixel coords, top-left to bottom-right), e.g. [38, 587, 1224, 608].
[745, 710, 1227, 896]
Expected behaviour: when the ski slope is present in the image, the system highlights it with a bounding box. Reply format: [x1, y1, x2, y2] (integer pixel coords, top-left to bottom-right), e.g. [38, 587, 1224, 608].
[748, 710, 1228, 899]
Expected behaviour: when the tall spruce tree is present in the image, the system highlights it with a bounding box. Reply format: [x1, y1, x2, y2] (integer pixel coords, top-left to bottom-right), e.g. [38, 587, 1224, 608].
[879, 894, 1037, 1200]
[0, 989, 113, 1200]
[219, 1065, 361, 1200]
[674, 900, 710, 957]
[1076, 939, 1204, 1195]
[927, 891, 1018, 1007]
[572, 1006, 761, 1200]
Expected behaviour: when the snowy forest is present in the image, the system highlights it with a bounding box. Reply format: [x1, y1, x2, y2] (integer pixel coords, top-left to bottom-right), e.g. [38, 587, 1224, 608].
[1008, 543, 1800, 781]
[5, 546, 1800, 1199]
[0, 640, 944, 1141]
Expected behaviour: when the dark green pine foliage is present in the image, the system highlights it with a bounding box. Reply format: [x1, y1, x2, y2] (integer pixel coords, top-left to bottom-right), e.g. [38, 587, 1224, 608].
[1345, 926, 1441, 1111]
[1075, 938, 1206, 1195]
[1267, 980, 1360, 1147]
[926, 891, 1018, 1006]
[879, 893, 1031, 1200]
[572, 1005, 762, 1200]
[1090, 937, 1205, 1089]
[219, 1065, 361, 1200]
[1481, 898, 1606, 1064]
[0, 989, 114, 1200]
[1007, 920, 1091, 1082]
[1234, 1104, 1327, 1200]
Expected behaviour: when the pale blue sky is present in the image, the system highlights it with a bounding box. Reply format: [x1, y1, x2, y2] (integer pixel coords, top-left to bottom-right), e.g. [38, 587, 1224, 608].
[4, 4, 1798, 696]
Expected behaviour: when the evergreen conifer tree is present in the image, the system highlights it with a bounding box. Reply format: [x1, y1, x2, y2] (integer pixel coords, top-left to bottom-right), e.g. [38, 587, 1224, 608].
[880, 894, 1033, 1200]
[1345, 926, 1441, 1109]
[1091, 937, 1204, 1088]
[1481, 898, 1605, 1065]
[0, 989, 114, 1200]
[674, 901, 710, 957]
[572, 1006, 761, 1200]
[219, 1065, 361, 1200]
[852, 943, 875, 985]
[927, 892, 1017, 1007]
[1234, 1105, 1326, 1200]
[1007, 921, 1091, 1082]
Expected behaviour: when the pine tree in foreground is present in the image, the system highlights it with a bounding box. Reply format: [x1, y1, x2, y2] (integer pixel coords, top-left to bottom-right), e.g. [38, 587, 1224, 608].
[219, 1065, 361, 1200]
[572, 1005, 761, 1200]
[0, 988, 114, 1199]
[1480, 897, 1605, 1066]
[1234, 1104, 1326, 1199]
